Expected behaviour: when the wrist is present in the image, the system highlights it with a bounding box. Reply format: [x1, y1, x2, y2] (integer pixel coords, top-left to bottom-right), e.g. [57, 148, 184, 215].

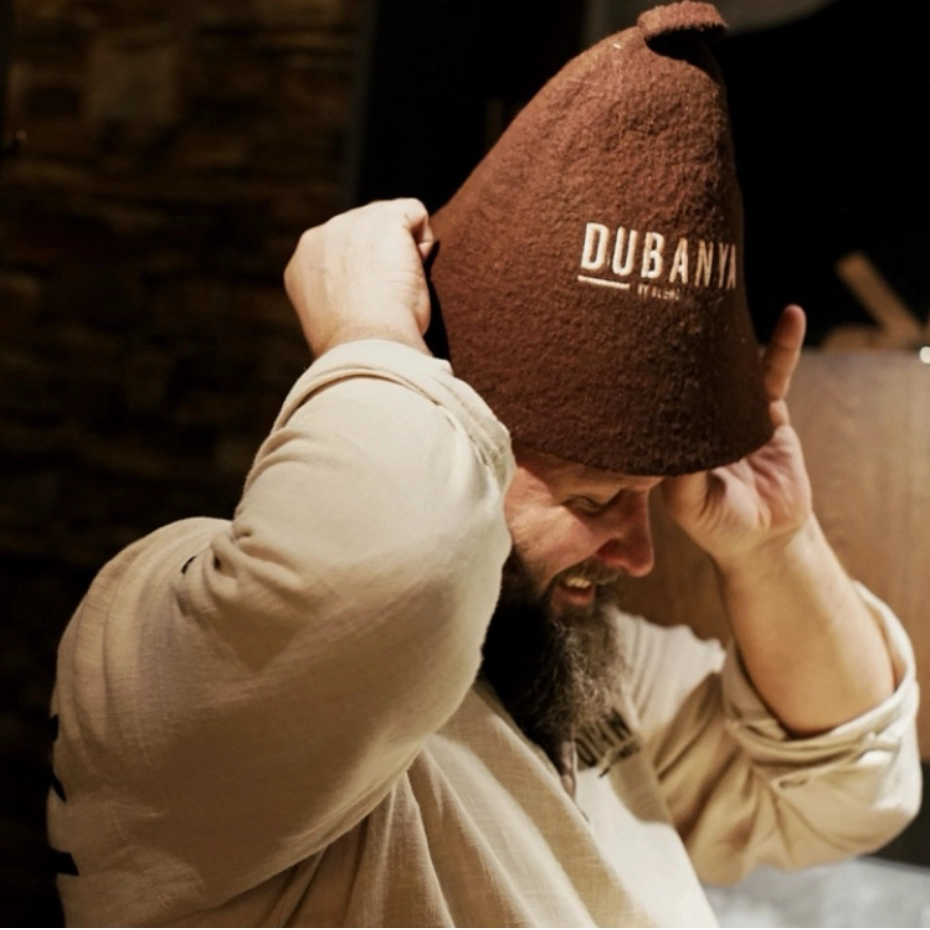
[713, 514, 821, 587]
[315, 322, 431, 359]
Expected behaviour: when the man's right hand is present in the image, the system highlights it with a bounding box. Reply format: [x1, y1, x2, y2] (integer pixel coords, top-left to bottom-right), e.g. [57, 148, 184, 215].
[284, 198, 435, 358]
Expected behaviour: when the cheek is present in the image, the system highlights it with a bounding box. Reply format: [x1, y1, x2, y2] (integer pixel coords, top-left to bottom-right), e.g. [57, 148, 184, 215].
[506, 504, 594, 586]
[503, 465, 600, 586]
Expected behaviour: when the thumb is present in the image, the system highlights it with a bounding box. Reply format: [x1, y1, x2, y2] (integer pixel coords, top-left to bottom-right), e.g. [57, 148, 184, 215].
[662, 471, 710, 521]
[415, 219, 436, 263]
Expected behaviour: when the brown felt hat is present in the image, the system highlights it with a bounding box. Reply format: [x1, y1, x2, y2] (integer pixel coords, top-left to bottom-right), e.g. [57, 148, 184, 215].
[428, 1, 773, 476]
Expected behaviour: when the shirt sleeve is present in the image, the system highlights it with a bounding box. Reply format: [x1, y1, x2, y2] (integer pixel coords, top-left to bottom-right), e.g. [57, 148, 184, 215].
[49, 340, 514, 923]
[618, 583, 922, 885]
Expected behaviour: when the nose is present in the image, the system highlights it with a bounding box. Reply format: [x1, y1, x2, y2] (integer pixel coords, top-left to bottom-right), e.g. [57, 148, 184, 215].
[593, 492, 655, 578]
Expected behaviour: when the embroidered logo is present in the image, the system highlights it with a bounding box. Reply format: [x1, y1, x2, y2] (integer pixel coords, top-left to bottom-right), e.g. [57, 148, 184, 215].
[577, 221, 738, 302]
[576, 707, 642, 775]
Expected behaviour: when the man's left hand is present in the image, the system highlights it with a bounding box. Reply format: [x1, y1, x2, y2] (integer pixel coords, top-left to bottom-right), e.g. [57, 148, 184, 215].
[662, 304, 813, 569]
[661, 304, 896, 733]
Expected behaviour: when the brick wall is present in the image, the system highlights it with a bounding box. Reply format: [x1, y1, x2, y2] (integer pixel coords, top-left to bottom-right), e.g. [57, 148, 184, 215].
[0, 0, 359, 921]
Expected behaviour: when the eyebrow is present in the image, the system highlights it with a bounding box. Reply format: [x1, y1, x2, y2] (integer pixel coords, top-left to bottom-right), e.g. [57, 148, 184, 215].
[557, 472, 660, 499]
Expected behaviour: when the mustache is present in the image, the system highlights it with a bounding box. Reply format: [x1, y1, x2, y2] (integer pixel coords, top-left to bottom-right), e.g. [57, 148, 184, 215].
[551, 560, 622, 589]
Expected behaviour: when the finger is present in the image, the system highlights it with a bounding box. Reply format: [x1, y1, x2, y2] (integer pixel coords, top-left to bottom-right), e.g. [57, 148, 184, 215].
[368, 197, 431, 260]
[769, 398, 790, 429]
[416, 221, 436, 262]
[392, 197, 430, 232]
[389, 199, 435, 262]
[352, 198, 428, 240]
[763, 304, 807, 403]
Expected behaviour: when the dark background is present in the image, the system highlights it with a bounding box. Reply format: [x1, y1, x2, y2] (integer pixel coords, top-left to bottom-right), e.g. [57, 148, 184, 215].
[352, 0, 929, 346]
[1, 0, 927, 923]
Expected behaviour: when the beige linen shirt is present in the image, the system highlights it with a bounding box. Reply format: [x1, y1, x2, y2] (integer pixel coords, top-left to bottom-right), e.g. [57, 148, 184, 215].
[48, 341, 921, 927]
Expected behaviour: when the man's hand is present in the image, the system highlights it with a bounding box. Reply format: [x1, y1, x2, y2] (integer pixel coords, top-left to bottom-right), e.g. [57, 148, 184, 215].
[662, 304, 812, 567]
[284, 198, 435, 358]
[663, 304, 895, 735]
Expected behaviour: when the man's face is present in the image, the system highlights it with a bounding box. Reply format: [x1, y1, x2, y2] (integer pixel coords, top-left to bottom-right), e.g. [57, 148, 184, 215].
[479, 443, 661, 759]
[503, 443, 660, 609]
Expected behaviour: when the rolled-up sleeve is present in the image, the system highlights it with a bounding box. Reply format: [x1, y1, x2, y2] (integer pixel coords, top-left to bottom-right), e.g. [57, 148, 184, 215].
[626, 584, 921, 885]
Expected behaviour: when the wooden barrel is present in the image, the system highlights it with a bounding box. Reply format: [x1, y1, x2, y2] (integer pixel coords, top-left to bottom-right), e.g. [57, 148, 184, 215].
[616, 349, 930, 755]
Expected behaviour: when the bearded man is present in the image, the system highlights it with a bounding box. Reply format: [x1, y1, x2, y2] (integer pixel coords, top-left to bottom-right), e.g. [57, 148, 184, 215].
[48, 4, 919, 926]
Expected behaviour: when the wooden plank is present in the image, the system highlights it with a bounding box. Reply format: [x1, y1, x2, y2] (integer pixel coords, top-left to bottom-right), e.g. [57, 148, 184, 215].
[833, 252, 923, 341]
[616, 349, 930, 756]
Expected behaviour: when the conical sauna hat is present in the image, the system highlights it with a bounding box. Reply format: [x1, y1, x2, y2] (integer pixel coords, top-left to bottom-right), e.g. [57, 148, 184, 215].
[428, 1, 773, 475]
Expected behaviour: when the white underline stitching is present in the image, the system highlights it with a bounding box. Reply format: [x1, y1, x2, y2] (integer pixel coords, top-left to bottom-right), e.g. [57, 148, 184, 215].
[577, 275, 631, 290]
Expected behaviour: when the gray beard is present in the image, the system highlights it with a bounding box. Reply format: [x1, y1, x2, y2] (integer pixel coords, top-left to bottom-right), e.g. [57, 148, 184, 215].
[479, 550, 625, 770]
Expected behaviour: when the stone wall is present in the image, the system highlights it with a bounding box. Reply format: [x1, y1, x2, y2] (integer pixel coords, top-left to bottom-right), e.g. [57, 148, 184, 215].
[0, 0, 359, 921]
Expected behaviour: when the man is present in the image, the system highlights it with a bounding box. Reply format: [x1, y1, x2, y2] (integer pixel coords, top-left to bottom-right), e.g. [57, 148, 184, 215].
[49, 3, 919, 926]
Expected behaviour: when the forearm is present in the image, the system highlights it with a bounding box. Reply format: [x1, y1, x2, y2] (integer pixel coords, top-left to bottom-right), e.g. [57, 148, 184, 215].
[716, 514, 896, 736]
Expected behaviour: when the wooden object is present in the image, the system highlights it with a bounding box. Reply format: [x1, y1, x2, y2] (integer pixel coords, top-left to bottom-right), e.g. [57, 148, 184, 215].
[827, 251, 928, 350]
[616, 350, 930, 755]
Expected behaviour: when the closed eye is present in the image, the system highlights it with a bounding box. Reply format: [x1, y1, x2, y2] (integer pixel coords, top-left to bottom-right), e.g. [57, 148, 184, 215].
[568, 496, 612, 515]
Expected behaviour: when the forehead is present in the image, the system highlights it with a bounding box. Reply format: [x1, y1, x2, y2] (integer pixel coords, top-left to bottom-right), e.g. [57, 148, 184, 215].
[512, 442, 662, 493]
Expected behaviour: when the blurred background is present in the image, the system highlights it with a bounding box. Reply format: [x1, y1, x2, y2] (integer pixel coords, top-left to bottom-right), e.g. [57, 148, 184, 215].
[1, 0, 928, 924]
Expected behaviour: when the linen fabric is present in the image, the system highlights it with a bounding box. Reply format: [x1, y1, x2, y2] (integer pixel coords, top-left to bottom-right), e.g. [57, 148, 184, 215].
[48, 342, 920, 927]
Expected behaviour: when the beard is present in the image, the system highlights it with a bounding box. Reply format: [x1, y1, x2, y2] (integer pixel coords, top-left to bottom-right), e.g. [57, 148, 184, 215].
[479, 549, 626, 771]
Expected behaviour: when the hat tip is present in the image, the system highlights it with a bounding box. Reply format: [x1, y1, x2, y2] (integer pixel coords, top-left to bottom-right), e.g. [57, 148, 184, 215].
[637, 1, 728, 44]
